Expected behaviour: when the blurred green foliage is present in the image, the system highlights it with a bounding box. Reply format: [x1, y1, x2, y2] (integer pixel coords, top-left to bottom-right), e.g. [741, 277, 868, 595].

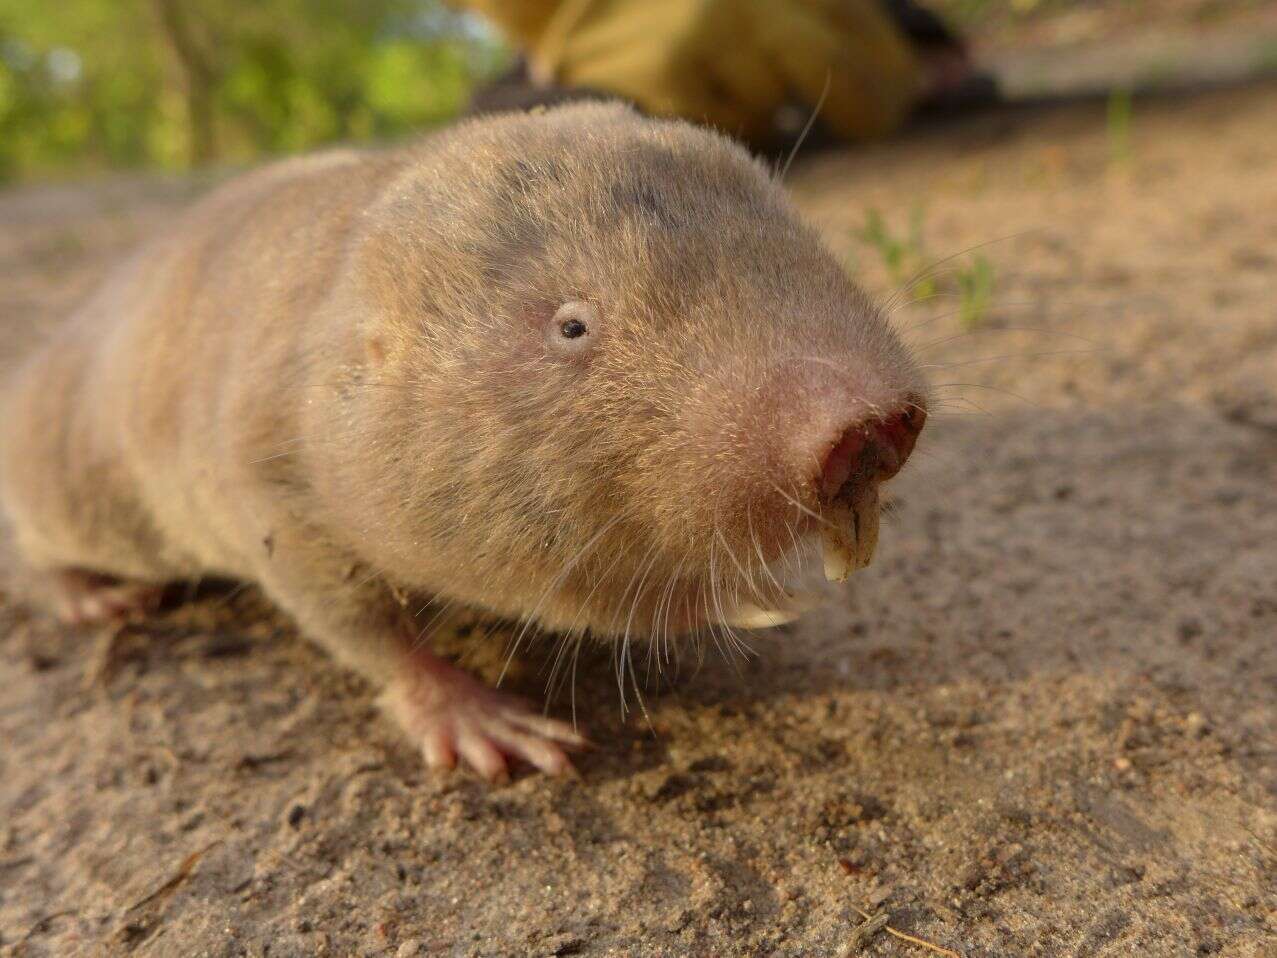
[0, 0, 506, 182]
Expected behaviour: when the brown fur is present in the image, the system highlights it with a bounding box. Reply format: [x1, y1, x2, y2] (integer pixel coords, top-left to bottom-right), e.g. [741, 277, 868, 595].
[1, 102, 925, 693]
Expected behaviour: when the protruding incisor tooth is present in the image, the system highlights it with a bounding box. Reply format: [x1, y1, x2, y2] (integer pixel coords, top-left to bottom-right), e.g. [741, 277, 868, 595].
[822, 502, 855, 582]
[722, 592, 817, 629]
[723, 603, 803, 629]
[852, 482, 880, 569]
[823, 527, 855, 582]
[822, 485, 881, 582]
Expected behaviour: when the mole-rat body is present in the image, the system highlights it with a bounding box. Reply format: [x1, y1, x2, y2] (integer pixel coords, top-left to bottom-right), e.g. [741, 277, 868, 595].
[1, 103, 926, 779]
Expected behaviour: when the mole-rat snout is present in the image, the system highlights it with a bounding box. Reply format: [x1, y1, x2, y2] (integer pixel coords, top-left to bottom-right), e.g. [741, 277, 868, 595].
[691, 351, 928, 593]
[730, 354, 925, 493]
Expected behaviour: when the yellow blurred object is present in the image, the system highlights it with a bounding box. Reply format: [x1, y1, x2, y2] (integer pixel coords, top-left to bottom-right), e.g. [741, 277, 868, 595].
[457, 0, 924, 142]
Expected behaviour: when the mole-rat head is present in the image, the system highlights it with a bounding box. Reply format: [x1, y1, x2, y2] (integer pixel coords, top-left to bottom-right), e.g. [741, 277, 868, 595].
[353, 102, 927, 645]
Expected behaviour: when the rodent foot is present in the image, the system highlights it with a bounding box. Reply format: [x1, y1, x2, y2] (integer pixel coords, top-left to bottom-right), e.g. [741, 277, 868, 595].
[382, 648, 587, 782]
[45, 569, 163, 626]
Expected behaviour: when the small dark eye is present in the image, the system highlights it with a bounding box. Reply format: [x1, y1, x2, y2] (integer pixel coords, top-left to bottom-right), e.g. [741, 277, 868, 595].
[560, 317, 588, 339]
[546, 300, 598, 357]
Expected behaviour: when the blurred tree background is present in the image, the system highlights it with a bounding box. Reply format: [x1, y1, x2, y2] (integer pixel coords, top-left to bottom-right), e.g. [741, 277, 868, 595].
[0, 0, 506, 183]
[1, 0, 1244, 184]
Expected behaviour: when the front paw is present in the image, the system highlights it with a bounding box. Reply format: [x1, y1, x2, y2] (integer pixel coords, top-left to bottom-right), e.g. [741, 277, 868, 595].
[381, 649, 587, 781]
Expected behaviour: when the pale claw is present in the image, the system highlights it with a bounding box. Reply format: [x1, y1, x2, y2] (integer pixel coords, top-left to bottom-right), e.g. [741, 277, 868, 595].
[456, 727, 509, 782]
[420, 728, 457, 771]
[505, 710, 590, 748]
[482, 717, 577, 776]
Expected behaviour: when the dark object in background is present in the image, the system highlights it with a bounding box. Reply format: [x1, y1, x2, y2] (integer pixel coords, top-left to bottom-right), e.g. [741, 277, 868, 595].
[880, 0, 962, 50]
[466, 63, 608, 116]
[464, 0, 1000, 155]
[881, 0, 1002, 117]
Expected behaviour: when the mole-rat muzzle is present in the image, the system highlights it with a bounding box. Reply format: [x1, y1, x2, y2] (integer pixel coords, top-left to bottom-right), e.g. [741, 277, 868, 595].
[708, 398, 926, 633]
[814, 404, 926, 582]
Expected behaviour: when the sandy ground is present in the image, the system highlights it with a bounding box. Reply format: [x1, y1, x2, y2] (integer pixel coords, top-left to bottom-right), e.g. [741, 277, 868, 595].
[1, 65, 1276, 958]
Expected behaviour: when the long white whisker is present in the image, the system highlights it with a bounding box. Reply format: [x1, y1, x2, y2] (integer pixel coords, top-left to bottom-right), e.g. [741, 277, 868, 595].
[497, 511, 625, 687]
[919, 347, 1098, 371]
[881, 229, 1042, 314]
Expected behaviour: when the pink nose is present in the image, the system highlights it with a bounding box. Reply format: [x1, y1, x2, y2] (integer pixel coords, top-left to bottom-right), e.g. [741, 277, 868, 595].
[818, 404, 926, 501]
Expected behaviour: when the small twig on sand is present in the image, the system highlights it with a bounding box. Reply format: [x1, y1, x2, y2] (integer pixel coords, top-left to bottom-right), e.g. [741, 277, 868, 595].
[848, 904, 962, 958]
[126, 840, 221, 913]
[20, 909, 76, 943]
[84, 623, 132, 689]
[840, 911, 890, 955]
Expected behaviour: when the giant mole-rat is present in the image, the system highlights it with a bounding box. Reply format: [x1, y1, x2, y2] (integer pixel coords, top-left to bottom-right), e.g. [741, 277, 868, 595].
[0, 102, 926, 779]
